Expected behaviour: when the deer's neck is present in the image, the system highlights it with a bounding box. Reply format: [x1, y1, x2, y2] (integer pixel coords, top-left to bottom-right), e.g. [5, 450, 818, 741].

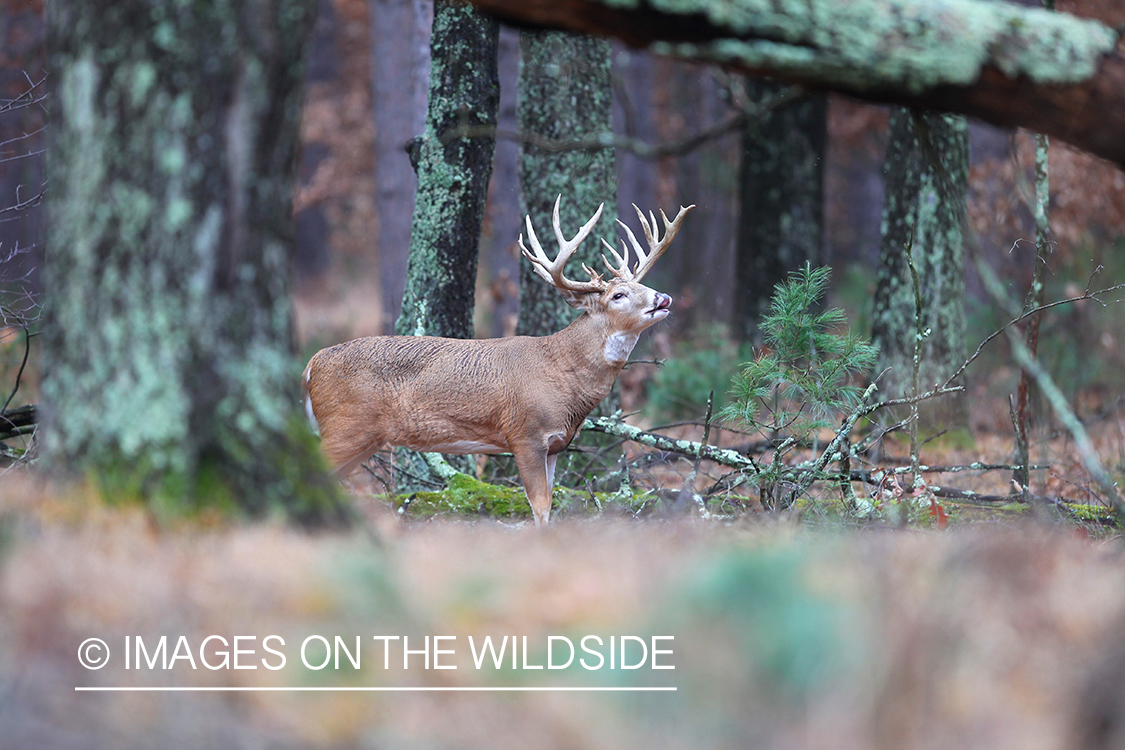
[534, 314, 632, 427]
[545, 313, 636, 390]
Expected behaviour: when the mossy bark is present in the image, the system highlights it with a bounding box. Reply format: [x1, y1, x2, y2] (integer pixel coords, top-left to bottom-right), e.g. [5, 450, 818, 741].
[871, 109, 969, 430]
[43, 0, 346, 524]
[394, 0, 499, 340]
[515, 30, 617, 338]
[735, 80, 826, 344]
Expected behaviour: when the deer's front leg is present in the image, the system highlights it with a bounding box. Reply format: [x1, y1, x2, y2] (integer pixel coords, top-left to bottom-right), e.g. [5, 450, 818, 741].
[513, 446, 556, 527]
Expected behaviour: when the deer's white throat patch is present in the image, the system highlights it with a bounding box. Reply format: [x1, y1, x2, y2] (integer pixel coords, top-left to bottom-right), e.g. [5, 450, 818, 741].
[604, 331, 641, 364]
[303, 368, 320, 435]
[304, 393, 319, 435]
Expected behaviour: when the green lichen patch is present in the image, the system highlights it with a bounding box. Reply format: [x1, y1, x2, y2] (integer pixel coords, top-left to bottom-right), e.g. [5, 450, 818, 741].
[392, 474, 652, 521]
[394, 474, 533, 519]
[88, 416, 351, 529]
[1064, 502, 1119, 527]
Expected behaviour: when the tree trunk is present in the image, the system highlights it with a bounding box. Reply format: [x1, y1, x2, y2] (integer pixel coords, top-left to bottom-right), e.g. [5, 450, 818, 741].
[44, 0, 345, 523]
[871, 109, 969, 430]
[463, 0, 1125, 172]
[516, 29, 617, 338]
[735, 81, 826, 344]
[656, 60, 737, 335]
[394, 0, 499, 339]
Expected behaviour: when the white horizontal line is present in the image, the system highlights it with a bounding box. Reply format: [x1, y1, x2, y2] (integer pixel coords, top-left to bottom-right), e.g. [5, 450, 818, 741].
[75, 686, 677, 692]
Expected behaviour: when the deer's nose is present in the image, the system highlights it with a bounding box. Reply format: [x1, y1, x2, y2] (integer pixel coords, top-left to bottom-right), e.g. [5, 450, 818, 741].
[654, 293, 672, 310]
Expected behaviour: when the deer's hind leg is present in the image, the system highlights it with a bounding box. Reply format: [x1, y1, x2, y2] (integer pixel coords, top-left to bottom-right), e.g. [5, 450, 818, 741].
[319, 426, 384, 479]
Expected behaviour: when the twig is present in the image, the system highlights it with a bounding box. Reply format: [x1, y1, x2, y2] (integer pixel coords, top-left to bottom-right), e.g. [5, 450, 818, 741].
[860, 461, 1049, 476]
[792, 382, 880, 500]
[974, 253, 1125, 521]
[861, 384, 965, 418]
[0, 73, 48, 114]
[583, 415, 759, 473]
[1, 329, 33, 413]
[1013, 120, 1052, 495]
[672, 391, 714, 514]
[940, 280, 1125, 391]
[0, 424, 35, 442]
[0, 188, 44, 216]
[366, 452, 445, 490]
[621, 358, 664, 369]
[906, 227, 924, 504]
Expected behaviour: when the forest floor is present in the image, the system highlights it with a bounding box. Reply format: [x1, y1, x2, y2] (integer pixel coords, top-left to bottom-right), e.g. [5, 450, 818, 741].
[3, 465, 1125, 749]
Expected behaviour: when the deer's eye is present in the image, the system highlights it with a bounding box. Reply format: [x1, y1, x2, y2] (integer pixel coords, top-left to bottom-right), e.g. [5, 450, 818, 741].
[612, 292, 625, 301]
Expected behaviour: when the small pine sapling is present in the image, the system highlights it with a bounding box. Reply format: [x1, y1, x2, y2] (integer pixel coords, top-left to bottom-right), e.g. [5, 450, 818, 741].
[721, 264, 877, 509]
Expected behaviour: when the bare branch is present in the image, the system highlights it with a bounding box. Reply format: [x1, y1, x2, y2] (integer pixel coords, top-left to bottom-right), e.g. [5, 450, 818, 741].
[439, 86, 805, 160]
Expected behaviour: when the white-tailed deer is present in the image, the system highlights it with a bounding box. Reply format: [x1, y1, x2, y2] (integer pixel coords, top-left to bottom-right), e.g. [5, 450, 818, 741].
[302, 197, 694, 526]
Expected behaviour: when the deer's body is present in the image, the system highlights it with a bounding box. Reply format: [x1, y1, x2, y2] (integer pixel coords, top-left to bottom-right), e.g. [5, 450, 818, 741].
[303, 198, 692, 526]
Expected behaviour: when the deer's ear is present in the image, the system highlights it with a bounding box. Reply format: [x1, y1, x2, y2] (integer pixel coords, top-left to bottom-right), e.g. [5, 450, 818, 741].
[558, 287, 599, 310]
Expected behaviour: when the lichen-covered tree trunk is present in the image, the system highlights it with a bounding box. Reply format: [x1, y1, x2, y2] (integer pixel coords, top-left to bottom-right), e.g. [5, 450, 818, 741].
[735, 81, 826, 344]
[394, 0, 498, 339]
[871, 109, 969, 429]
[44, 0, 344, 523]
[516, 30, 616, 338]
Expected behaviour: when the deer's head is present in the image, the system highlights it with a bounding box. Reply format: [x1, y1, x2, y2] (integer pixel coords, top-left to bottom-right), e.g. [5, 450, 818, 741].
[519, 197, 695, 339]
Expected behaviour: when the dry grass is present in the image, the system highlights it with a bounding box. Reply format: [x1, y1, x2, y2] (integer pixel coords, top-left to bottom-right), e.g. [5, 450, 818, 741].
[3, 475, 1125, 749]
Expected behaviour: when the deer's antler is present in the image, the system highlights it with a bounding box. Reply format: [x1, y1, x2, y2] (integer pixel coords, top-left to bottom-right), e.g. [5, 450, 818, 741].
[519, 196, 607, 296]
[600, 203, 695, 282]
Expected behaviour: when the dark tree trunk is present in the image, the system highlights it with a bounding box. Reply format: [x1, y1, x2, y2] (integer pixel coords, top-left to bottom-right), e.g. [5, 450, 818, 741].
[394, 0, 499, 339]
[476, 24, 523, 340]
[735, 81, 826, 344]
[871, 109, 969, 429]
[44, 0, 345, 523]
[515, 29, 616, 338]
[657, 60, 737, 334]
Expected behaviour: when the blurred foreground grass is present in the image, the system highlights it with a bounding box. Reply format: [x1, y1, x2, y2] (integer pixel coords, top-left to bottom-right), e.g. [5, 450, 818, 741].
[2, 479, 1124, 750]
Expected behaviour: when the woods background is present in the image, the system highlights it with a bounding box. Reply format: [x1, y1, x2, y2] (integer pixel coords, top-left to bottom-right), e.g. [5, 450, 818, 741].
[4, 2, 1125, 747]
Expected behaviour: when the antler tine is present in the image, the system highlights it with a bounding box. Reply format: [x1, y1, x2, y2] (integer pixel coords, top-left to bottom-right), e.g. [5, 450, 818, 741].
[629, 203, 696, 282]
[599, 237, 630, 278]
[519, 196, 607, 295]
[518, 215, 556, 287]
[552, 195, 604, 260]
[605, 205, 660, 282]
